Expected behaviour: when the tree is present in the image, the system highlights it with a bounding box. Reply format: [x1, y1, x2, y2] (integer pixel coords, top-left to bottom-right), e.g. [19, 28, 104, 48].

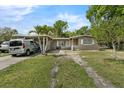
[86, 5, 124, 25]
[86, 5, 124, 60]
[40, 25, 52, 35]
[0, 27, 18, 42]
[53, 20, 68, 37]
[88, 26, 103, 43]
[28, 30, 35, 34]
[102, 17, 124, 59]
[76, 26, 88, 35]
[89, 16, 124, 59]
[62, 30, 78, 37]
[44, 25, 54, 36]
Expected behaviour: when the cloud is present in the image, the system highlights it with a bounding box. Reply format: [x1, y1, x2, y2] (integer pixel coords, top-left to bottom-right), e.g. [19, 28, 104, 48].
[48, 12, 90, 31]
[0, 6, 90, 34]
[0, 5, 37, 22]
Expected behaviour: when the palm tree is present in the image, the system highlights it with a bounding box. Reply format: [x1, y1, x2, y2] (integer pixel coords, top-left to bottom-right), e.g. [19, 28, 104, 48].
[53, 20, 68, 37]
[40, 25, 54, 36]
[46, 26, 54, 36]
[76, 26, 88, 35]
[28, 30, 35, 34]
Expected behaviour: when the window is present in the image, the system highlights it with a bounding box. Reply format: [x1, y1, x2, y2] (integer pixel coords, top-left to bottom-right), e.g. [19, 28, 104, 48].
[30, 41, 34, 45]
[10, 41, 22, 46]
[81, 37, 94, 45]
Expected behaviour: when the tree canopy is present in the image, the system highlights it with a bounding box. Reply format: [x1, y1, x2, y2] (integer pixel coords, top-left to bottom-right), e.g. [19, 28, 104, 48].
[53, 20, 68, 37]
[33, 20, 89, 38]
[0, 27, 18, 43]
[86, 5, 124, 25]
[86, 5, 124, 59]
[75, 26, 89, 35]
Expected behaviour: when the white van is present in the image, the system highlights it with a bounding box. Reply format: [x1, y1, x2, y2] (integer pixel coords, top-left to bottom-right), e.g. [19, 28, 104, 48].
[9, 39, 36, 56]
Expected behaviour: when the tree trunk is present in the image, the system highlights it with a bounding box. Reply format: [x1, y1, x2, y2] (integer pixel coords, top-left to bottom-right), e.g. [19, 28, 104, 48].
[38, 35, 42, 53]
[112, 42, 117, 60]
[117, 40, 120, 50]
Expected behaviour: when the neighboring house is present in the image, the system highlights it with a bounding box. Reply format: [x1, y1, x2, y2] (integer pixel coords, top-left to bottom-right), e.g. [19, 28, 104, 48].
[12, 34, 99, 53]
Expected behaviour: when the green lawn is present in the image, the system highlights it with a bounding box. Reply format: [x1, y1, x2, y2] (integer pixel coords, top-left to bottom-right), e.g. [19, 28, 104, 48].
[0, 55, 96, 88]
[80, 50, 124, 87]
[0, 56, 55, 88]
[56, 58, 96, 88]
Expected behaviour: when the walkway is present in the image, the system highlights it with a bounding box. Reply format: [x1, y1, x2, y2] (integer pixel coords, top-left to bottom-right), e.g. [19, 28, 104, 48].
[59, 50, 114, 88]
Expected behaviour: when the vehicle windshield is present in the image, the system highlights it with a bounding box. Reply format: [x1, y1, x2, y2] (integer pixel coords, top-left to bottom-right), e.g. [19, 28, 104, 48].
[10, 41, 22, 47]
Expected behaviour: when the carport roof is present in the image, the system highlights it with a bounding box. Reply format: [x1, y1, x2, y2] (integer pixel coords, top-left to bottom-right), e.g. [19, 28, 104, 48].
[13, 34, 94, 40]
[13, 34, 53, 39]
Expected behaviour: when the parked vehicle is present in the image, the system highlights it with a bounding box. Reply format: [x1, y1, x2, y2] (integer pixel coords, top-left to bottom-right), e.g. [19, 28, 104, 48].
[9, 39, 36, 56]
[0, 41, 10, 52]
[33, 42, 40, 52]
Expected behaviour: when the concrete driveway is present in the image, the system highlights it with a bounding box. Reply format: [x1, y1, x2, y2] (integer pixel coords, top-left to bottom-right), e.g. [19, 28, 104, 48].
[0, 55, 31, 70]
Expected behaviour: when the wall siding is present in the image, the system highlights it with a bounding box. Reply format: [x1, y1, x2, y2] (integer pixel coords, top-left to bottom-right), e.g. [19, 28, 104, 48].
[76, 37, 99, 50]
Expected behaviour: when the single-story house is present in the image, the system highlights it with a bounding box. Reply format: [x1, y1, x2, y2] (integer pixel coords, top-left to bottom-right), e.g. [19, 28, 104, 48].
[12, 33, 99, 53]
[69, 35, 99, 50]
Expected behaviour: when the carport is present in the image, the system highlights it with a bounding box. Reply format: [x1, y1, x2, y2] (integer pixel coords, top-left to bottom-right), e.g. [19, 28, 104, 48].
[12, 35, 52, 54]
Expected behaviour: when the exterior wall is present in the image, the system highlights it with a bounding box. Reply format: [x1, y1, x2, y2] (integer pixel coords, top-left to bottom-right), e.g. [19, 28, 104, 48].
[51, 39, 70, 50]
[70, 39, 78, 46]
[51, 40, 57, 50]
[61, 40, 70, 49]
[76, 37, 99, 50]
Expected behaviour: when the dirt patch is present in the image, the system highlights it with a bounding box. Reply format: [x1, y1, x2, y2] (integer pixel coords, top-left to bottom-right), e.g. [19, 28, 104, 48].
[50, 62, 59, 88]
[50, 55, 72, 88]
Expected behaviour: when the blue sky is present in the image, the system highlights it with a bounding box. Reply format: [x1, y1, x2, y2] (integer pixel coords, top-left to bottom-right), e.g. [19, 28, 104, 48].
[0, 5, 90, 34]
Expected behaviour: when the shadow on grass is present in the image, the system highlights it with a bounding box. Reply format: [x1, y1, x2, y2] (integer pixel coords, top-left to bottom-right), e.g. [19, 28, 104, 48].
[47, 49, 60, 53]
[12, 52, 41, 58]
[52, 54, 67, 58]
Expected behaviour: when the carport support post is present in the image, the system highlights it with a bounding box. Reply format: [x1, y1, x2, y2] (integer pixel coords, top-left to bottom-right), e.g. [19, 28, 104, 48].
[71, 39, 74, 51]
[43, 37, 45, 54]
[38, 36, 42, 53]
[44, 37, 48, 52]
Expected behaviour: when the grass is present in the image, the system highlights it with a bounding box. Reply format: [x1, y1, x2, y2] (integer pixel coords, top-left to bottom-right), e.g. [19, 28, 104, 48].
[0, 54, 96, 88]
[56, 58, 96, 88]
[0, 55, 55, 88]
[80, 50, 124, 87]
